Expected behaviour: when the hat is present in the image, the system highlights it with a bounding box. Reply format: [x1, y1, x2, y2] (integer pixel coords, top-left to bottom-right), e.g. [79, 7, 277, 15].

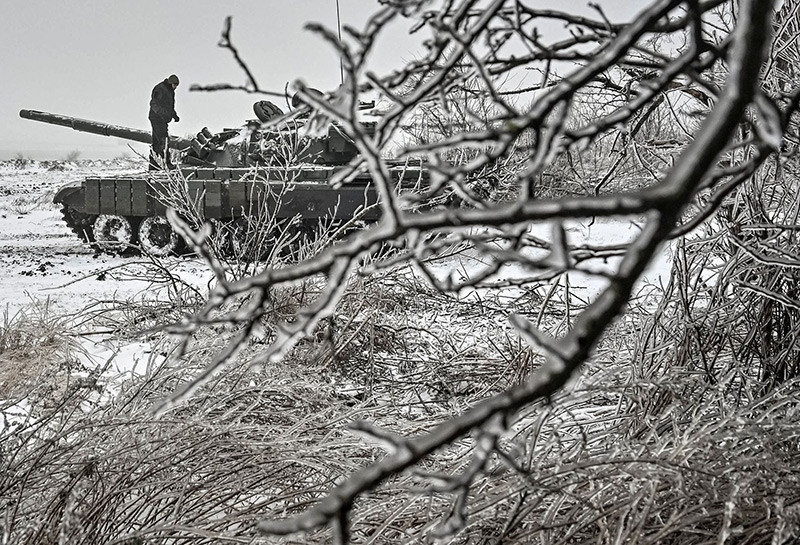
[167, 74, 180, 86]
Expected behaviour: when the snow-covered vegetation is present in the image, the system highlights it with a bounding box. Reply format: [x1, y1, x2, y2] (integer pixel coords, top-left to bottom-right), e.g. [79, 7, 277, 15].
[4, 0, 800, 543]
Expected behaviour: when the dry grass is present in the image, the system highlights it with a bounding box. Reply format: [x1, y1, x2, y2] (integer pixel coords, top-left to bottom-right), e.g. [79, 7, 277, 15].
[3, 228, 800, 543]
[0, 265, 546, 543]
[0, 300, 75, 400]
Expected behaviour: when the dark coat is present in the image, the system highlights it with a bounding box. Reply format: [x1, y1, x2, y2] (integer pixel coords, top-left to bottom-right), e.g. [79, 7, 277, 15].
[148, 80, 177, 123]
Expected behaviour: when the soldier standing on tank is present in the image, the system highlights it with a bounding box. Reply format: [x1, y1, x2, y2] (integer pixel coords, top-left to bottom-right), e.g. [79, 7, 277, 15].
[148, 74, 180, 170]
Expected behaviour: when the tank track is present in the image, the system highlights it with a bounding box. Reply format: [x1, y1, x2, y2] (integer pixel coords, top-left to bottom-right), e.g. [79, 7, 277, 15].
[60, 204, 96, 242]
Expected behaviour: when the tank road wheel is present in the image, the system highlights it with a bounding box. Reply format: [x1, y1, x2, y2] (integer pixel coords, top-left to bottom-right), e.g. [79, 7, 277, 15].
[138, 216, 183, 257]
[93, 214, 134, 253]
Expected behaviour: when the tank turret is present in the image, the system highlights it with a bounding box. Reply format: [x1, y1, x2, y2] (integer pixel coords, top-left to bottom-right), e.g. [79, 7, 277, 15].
[20, 104, 372, 169]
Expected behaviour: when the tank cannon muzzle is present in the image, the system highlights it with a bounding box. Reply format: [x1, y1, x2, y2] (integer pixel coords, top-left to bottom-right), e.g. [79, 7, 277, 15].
[19, 109, 191, 149]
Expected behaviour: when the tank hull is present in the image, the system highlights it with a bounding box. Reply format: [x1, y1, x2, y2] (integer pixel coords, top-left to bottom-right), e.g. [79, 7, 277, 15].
[54, 165, 427, 255]
[61, 166, 401, 221]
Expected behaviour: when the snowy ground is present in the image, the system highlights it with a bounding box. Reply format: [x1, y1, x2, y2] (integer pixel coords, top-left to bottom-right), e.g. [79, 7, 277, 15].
[0, 159, 673, 404]
[0, 159, 212, 315]
[0, 160, 212, 407]
[0, 159, 673, 313]
[421, 217, 673, 313]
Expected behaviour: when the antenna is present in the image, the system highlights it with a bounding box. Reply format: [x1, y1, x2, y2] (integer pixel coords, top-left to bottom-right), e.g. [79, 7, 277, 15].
[336, 0, 344, 85]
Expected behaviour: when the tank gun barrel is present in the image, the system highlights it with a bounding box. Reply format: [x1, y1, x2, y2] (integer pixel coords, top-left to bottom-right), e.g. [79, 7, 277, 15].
[19, 109, 192, 149]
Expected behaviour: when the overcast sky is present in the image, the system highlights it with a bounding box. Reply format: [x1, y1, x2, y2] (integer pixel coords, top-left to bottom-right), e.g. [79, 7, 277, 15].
[2, 1, 646, 160]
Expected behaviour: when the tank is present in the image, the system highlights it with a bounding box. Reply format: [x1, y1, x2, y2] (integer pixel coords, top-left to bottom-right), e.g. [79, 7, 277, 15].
[20, 103, 426, 257]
